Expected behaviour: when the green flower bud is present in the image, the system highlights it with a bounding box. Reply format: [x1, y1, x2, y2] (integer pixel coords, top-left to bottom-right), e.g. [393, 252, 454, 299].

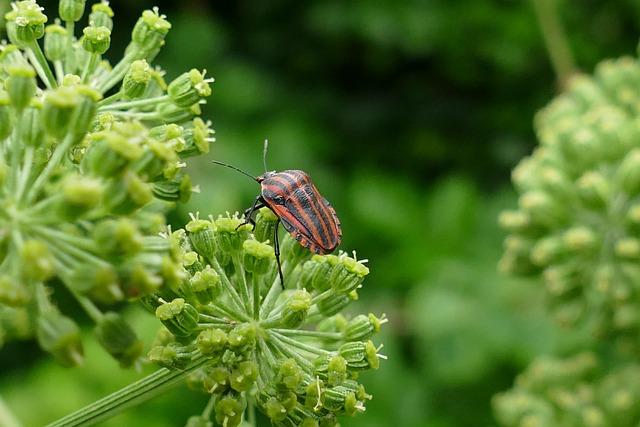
[151, 175, 191, 203]
[185, 416, 212, 427]
[82, 25, 111, 54]
[616, 149, 640, 195]
[69, 263, 121, 302]
[304, 378, 324, 410]
[181, 118, 214, 157]
[107, 171, 153, 214]
[214, 394, 245, 427]
[265, 397, 287, 422]
[243, 239, 274, 274]
[128, 8, 171, 61]
[20, 239, 55, 282]
[282, 290, 312, 328]
[94, 312, 143, 368]
[17, 104, 44, 146]
[186, 218, 216, 261]
[339, 340, 380, 371]
[323, 387, 358, 414]
[214, 215, 251, 253]
[0, 275, 29, 306]
[83, 123, 145, 176]
[120, 59, 151, 99]
[42, 86, 80, 138]
[44, 24, 68, 61]
[89, 2, 114, 30]
[301, 255, 338, 292]
[317, 292, 351, 317]
[93, 218, 143, 257]
[60, 174, 104, 217]
[148, 342, 192, 369]
[227, 323, 257, 351]
[530, 236, 564, 267]
[330, 255, 369, 294]
[498, 210, 531, 233]
[344, 313, 384, 341]
[615, 237, 640, 259]
[562, 226, 597, 253]
[253, 207, 278, 243]
[59, 0, 86, 22]
[518, 190, 565, 227]
[168, 69, 213, 108]
[155, 298, 199, 338]
[36, 309, 84, 367]
[576, 171, 610, 208]
[328, 356, 348, 385]
[299, 418, 320, 427]
[70, 85, 101, 139]
[189, 266, 220, 305]
[11, 1, 48, 42]
[196, 328, 227, 355]
[204, 366, 229, 394]
[0, 93, 12, 141]
[275, 358, 303, 391]
[229, 360, 258, 391]
[6, 65, 36, 111]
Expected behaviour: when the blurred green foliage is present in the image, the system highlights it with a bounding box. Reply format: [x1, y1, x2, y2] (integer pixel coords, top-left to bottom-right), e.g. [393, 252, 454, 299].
[3, 0, 640, 426]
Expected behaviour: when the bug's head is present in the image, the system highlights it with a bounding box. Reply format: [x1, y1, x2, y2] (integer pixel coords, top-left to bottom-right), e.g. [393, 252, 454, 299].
[256, 171, 277, 182]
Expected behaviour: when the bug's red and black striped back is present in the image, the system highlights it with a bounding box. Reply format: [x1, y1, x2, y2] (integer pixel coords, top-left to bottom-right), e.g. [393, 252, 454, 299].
[260, 170, 341, 254]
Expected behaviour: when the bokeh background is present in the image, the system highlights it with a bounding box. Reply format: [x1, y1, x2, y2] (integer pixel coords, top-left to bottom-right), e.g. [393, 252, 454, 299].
[1, 0, 640, 426]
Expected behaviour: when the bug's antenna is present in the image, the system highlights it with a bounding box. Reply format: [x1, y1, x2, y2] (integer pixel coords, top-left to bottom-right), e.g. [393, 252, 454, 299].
[262, 139, 269, 174]
[211, 160, 258, 182]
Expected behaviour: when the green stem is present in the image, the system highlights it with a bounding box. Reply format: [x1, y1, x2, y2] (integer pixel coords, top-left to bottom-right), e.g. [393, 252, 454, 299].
[15, 147, 34, 206]
[64, 21, 75, 73]
[69, 289, 104, 323]
[209, 257, 246, 314]
[0, 396, 22, 427]
[81, 53, 100, 84]
[259, 276, 282, 319]
[97, 92, 122, 107]
[531, 0, 576, 88]
[271, 328, 342, 340]
[232, 253, 251, 313]
[270, 331, 332, 356]
[27, 40, 57, 89]
[25, 134, 75, 204]
[45, 355, 210, 427]
[201, 394, 216, 419]
[267, 336, 313, 371]
[54, 60, 64, 84]
[98, 95, 169, 112]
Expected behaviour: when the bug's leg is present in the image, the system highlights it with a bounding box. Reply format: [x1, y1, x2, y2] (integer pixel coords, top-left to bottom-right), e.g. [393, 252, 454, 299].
[274, 218, 285, 289]
[238, 195, 265, 230]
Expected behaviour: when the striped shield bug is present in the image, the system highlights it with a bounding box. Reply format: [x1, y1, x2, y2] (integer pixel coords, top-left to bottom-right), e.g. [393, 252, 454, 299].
[212, 142, 342, 286]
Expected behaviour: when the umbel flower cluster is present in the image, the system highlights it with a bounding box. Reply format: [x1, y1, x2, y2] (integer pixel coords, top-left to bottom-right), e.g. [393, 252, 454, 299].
[145, 208, 385, 427]
[0, 0, 214, 366]
[494, 353, 640, 427]
[499, 55, 640, 346]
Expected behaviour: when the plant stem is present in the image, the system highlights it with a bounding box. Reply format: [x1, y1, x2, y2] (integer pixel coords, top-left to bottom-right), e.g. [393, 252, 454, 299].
[531, 0, 576, 88]
[27, 40, 57, 89]
[45, 355, 210, 427]
[0, 396, 23, 427]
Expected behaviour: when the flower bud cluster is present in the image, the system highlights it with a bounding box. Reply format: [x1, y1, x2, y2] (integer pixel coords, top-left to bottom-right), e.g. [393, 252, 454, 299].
[499, 56, 640, 343]
[145, 209, 385, 427]
[494, 352, 640, 427]
[0, 1, 214, 366]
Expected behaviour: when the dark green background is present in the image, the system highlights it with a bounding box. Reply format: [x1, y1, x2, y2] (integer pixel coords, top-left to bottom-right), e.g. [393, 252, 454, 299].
[2, 0, 640, 426]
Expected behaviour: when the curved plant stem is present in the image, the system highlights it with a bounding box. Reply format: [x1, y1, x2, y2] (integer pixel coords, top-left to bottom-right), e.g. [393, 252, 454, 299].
[531, 0, 576, 88]
[45, 355, 209, 427]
